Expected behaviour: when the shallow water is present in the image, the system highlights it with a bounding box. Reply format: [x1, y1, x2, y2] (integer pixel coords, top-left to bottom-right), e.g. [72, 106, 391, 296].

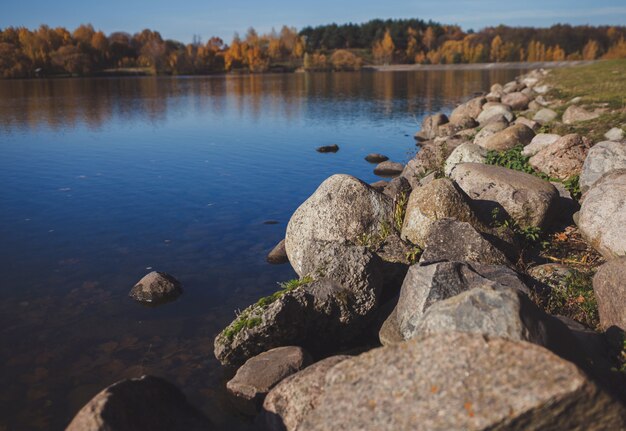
[0, 68, 528, 429]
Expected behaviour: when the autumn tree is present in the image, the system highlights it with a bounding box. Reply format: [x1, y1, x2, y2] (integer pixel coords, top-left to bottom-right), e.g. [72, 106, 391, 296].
[582, 40, 599, 60]
[372, 29, 394, 64]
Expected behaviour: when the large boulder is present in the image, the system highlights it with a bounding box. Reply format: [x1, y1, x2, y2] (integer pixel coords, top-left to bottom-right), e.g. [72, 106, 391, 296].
[480, 123, 535, 151]
[533, 108, 558, 124]
[400, 178, 483, 248]
[66, 375, 212, 431]
[300, 333, 626, 431]
[477, 103, 514, 125]
[393, 261, 528, 342]
[262, 355, 350, 431]
[580, 140, 626, 193]
[444, 143, 488, 176]
[285, 174, 393, 275]
[449, 96, 485, 123]
[226, 346, 312, 415]
[419, 113, 448, 139]
[129, 271, 182, 304]
[578, 170, 626, 259]
[501, 92, 530, 110]
[419, 219, 510, 266]
[450, 163, 559, 228]
[521, 133, 561, 157]
[593, 258, 626, 331]
[562, 105, 604, 124]
[529, 134, 591, 180]
[214, 243, 384, 366]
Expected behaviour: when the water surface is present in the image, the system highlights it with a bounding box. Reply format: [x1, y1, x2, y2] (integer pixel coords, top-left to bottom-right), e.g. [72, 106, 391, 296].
[0, 68, 527, 429]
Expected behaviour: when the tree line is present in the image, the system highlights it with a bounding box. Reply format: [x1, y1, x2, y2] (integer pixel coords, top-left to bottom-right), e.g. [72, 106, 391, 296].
[1, 20, 625, 78]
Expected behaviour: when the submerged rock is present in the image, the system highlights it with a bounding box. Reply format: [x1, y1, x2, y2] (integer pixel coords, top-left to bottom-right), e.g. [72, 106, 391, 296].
[227, 346, 312, 415]
[316, 144, 339, 153]
[66, 375, 212, 431]
[301, 333, 626, 431]
[129, 271, 182, 304]
[267, 239, 289, 265]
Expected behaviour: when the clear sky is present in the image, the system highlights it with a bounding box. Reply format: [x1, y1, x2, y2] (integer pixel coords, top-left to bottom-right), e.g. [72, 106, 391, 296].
[2, 0, 625, 43]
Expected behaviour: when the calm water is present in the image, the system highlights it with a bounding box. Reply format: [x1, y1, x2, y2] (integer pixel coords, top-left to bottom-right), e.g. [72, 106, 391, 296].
[0, 69, 528, 430]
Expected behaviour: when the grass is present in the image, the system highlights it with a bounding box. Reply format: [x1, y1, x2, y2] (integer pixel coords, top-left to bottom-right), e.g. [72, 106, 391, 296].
[393, 191, 409, 231]
[355, 220, 393, 250]
[539, 269, 599, 329]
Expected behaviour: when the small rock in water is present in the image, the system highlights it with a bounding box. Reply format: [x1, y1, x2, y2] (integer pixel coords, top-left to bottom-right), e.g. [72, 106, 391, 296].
[263, 220, 280, 225]
[364, 153, 389, 163]
[316, 144, 339, 153]
[266, 239, 288, 264]
[129, 271, 182, 304]
[373, 161, 404, 177]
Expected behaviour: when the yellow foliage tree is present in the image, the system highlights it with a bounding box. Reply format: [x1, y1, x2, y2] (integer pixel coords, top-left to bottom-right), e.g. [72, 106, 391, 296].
[582, 40, 599, 60]
[490, 35, 502, 62]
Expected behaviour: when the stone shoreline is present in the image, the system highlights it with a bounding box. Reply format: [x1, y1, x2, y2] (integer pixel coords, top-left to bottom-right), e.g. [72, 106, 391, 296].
[67, 65, 626, 430]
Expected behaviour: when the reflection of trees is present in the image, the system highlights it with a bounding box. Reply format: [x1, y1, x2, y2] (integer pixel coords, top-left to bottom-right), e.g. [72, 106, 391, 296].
[0, 69, 529, 132]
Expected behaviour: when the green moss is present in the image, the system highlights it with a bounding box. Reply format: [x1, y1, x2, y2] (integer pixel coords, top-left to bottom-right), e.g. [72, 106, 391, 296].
[222, 311, 263, 341]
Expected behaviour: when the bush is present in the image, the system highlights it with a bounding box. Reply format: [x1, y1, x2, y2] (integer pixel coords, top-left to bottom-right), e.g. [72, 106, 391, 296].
[330, 50, 363, 71]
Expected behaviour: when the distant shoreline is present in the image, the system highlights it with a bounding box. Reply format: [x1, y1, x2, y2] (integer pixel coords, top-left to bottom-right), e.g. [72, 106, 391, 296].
[363, 60, 597, 72]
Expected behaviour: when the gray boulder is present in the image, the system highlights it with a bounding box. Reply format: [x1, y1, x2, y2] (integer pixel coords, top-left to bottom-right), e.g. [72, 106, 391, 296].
[444, 143, 488, 177]
[472, 119, 509, 147]
[503, 80, 525, 94]
[66, 375, 212, 431]
[451, 163, 559, 228]
[129, 271, 182, 304]
[563, 105, 604, 124]
[533, 108, 558, 124]
[285, 174, 393, 275]
[502, 92, 530, 110]
[593, 257, 626, 331]
[267, 239, 288, 264]
[580, 140, 626, 193]
[477, 104, 514, 124]
[262, 356, 350, 431]
[521, 133, 561, 157]
[226, 346, 312, 415]
[435, 117, 477, 137]
[514, 116, 539, 131]
[214, 243, 384, 366]
[373, 161, 404, 177]
[449, 96, 485, 123]
[419, 219, 510, 266]
[382, 176, 411, 201]
[579, 169, 626, 259]
[480, 123, 535, 151]
[301, 333, 626, 431]
[529, 134, 592, 181]
[419, 113, 449, 139]
[400, 139, 464, 188]
[605, 127, 625, 141]
[400, 178, 484, 248]
[394, 261, 528, 341]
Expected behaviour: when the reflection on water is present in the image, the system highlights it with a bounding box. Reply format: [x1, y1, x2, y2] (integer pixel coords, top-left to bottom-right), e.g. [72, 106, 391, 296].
[0, 68, 527, 430]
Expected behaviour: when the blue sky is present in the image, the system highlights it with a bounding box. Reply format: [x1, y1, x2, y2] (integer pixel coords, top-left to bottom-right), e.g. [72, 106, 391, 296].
[2, 0, 625, 43]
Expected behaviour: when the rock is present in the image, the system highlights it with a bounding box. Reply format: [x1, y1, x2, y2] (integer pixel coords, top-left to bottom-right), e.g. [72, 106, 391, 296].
[533, 83, 551, 94]
[521, 87, 536, 98]
[502, 92, 530, 110]
[535, 95, 549, 106]
[605, 127, 625, 141]
[443, 143, 488, 177]
[594, 258, 626, 331]
[300, 333, 626, 431]
[315, 144, 339, 153]
[528, 263, 574, 290]
[562, 105, 603, 124]
[449, 97, 485, 123]
[477, 104, 514, 125]
[262, 355, 350, 431]
[451, 163, 559, 228]
[490, 83, 503, 93]
[373, 161, 404, 177]
[400, 139, 464, 188]
[528, 100, 542, 112]
[521, 133, 561, 157]
[550, 181, 579, 224]
[415, 286, 564, 350]
[579, 169, 626, 259]
[400, 178, 483, 248]
[480, 123, 535, 151]
[364, 153, 388, 163]
[419, 113, 448, 139]
[533, 108, 558, 124]
[382, 176, 411, 201]
[214, 243, 384, 366]
[129, 271, 182, 304]
[485, 91, 502, 102]
[66, 375, 212, 431]
[580, 140, 626, 193]
[419, 219, 510, 266]
[368, 180, 387, 192]
[435, 117, 477, 137]
[472, 119, 509, 147]
[285, 174, 393, 275]
[226, 346, 312, 415]
[378, 306, 403, 346]
[514, 116, 539, 131]
[503, 80, 525, 94]
[393, 261, 529, 341]
[529, 134, 592, 180]
[569, 96, 583, 104]
[267, 239, 288, 265]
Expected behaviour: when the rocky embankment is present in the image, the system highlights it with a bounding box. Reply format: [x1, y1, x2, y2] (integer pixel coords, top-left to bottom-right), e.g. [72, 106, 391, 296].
[67, 67, 626, 430]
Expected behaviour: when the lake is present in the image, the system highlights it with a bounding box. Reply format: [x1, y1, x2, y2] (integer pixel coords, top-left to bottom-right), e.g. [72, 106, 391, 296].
[0, 68, 528, 430]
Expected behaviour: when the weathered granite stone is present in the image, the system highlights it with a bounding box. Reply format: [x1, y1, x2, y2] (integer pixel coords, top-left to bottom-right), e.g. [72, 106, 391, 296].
[593, 257, 626, 331]
[529, 134, 591, 180]
[419, 113, 449, 139]
[480, 123, 535, 151]
[562, 105, 604, 124]
[502, 92, 530, 110]
[373, 161, 404, 177]
[444, 142, 488, 176]
[533, 108, 558, 124]
[267, 239, 289, 265]
[580, 140, 626, 193]
[605, 127, 625, 141]
[129, 271, 182, 304]
[521, 133, 561, 157]
[449, 96, 485, 123]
